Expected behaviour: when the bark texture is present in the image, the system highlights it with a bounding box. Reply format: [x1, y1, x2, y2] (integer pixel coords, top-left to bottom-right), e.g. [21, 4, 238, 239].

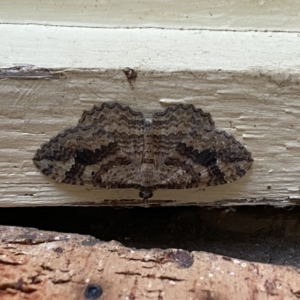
[1, 226, 300, 300]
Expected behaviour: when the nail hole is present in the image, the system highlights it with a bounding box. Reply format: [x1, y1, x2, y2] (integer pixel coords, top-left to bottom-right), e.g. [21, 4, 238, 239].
[84, 284, 103, 299]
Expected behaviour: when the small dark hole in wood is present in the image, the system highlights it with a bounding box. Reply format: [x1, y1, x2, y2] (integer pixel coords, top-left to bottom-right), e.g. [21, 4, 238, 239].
[84, 284, 103, 299]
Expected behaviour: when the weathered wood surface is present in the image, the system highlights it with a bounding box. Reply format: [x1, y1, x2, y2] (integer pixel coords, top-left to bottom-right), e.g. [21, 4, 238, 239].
[0, 225, 299, 300]
[1, 0, 300, 30]
[1, 69, 300, 206]
[1, 1, 300, 207]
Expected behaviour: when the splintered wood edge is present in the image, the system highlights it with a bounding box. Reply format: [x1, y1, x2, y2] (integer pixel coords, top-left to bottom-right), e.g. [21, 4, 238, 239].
[0, 225, 299, 300]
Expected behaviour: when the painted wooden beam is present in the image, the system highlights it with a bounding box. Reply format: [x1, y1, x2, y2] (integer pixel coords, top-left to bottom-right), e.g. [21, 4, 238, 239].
[1, 67, 300, 206]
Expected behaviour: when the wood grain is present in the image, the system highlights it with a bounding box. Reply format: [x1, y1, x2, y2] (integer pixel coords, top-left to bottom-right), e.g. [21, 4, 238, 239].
[1, 225, 300, 300]
[0, 69, 300, 206]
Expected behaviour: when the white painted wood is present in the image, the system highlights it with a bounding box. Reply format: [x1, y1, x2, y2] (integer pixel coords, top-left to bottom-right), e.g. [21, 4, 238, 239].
[0, 0, 300, 31]
[0, 26, 300, 70]
[1, 69, 300, 207]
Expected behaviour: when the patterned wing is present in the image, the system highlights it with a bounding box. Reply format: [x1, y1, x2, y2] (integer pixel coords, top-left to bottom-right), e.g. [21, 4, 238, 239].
[78, 102, 144, 159]
[173, 128, 253, 187]
[152, 104, 253, 189]
[33, 102, 253, 200]
[33, 103, 145, 189]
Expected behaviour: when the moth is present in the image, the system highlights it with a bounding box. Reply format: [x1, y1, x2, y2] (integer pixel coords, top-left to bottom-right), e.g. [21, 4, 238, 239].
[33, 102, 253, 201]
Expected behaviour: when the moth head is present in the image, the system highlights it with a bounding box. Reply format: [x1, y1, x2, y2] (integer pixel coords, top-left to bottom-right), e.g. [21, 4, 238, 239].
[139, 189, 153, 203]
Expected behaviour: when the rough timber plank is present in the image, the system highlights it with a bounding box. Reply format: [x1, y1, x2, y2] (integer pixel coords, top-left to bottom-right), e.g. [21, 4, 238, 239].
[1, 69, 300, 206]
[0, 225, 300, 300]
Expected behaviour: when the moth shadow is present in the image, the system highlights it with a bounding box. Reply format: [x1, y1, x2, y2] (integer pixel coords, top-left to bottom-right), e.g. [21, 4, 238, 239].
[40, 172, 253, 207]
